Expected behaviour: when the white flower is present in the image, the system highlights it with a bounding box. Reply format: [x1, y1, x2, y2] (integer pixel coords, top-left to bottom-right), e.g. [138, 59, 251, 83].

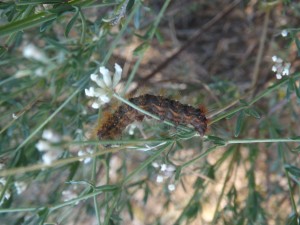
[35, 140, 51, 152]
[113, 64, 122, 88]
[36, 130, 62, 165]
[271, 56, 291, 80]
[281, 29, 288, 37]
[22, 43, 48, 63]
[153, 162, 176, 187]
[34, 67, 44, 77]
[0, 178, 11, 206]
[272, 55, 278, 62]
[168, 184, 176, 192]
[42, 151, 61, 165]
[156, 175, 164, 183]
[85, 63, 122, 109]
[14, 182, 27, 195]
[152, 162, 160, 168]
[276, 74, 282, 80]
[78, 148, 93, 164]
[128, 124, 137, 135]
[161, 164, 167, 172]
[42, 129, 61, 143]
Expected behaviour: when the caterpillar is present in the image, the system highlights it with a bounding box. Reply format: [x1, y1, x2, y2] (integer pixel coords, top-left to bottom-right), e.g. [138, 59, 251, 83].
[97, 94, 207, 140]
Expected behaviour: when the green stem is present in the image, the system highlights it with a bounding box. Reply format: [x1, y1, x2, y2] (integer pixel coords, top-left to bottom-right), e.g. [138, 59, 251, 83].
[227, 138, 300, 144]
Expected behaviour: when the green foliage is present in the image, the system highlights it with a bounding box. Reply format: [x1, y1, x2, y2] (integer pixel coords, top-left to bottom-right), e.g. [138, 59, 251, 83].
[1, 0, 300, 225]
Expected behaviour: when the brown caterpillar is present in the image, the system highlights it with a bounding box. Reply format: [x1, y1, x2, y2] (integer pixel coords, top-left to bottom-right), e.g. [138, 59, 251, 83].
[97, 94, 207, 140]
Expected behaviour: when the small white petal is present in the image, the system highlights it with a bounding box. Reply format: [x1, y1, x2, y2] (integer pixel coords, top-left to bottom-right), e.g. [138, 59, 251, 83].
[23, 43, 48, 63]
[0, 178, 7, 185]
[42, 151, 59, 165]
[113, 63, 122, 88]
[85, 87, 95, 97]
[128, 124, 137, 135]
[78, 150, 87, 162]
[84, 157, 92, 164]
[161, 164, 167, 172]
[14, 182, 27, 195]
[272, 66, 277, 72]
[91, 74, 106, 88]
[90, 74, 98, 81]
[272, 55, 277, 62]
[282, 68, 289, 76]
[100, 95, 110, 103]
[276, 74, 282, 79]
[168, 184, 176, 192]
[42, 130, 60, 142]
[166, 165, 176, 172]
[0, 178, 10, 205]
[12, 113, 18, 119]
[156, 175, 164, 183]
[91, 102, 100, 109]
[281, 29, 288, 37]
[152, 162, 160, 168]
[100, 66, 112, 87]
[36, 140, 50, 152]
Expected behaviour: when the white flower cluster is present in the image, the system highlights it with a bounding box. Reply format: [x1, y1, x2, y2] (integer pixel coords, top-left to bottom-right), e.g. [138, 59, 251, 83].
[85, 64, 122, 109]
[14, 182, 27, 195]
[22, 43, 48, 64]
[152, 162, 176, 192]
[35, 129, 62, 165]
[77, 147, 93, 164]
[271, 55, 291, 80]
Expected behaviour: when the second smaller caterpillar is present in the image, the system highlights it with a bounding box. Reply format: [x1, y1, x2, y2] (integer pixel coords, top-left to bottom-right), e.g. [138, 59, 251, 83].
[97, 94, 208, 140]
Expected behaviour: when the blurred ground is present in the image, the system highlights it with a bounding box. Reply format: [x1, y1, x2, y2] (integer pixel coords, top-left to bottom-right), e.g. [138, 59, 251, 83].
[2, 0, 300, 224]
[108, 0, 300, 224]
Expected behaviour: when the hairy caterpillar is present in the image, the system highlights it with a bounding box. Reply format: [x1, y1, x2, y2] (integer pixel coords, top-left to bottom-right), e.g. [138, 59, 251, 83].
[97, 94, 207, 140]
